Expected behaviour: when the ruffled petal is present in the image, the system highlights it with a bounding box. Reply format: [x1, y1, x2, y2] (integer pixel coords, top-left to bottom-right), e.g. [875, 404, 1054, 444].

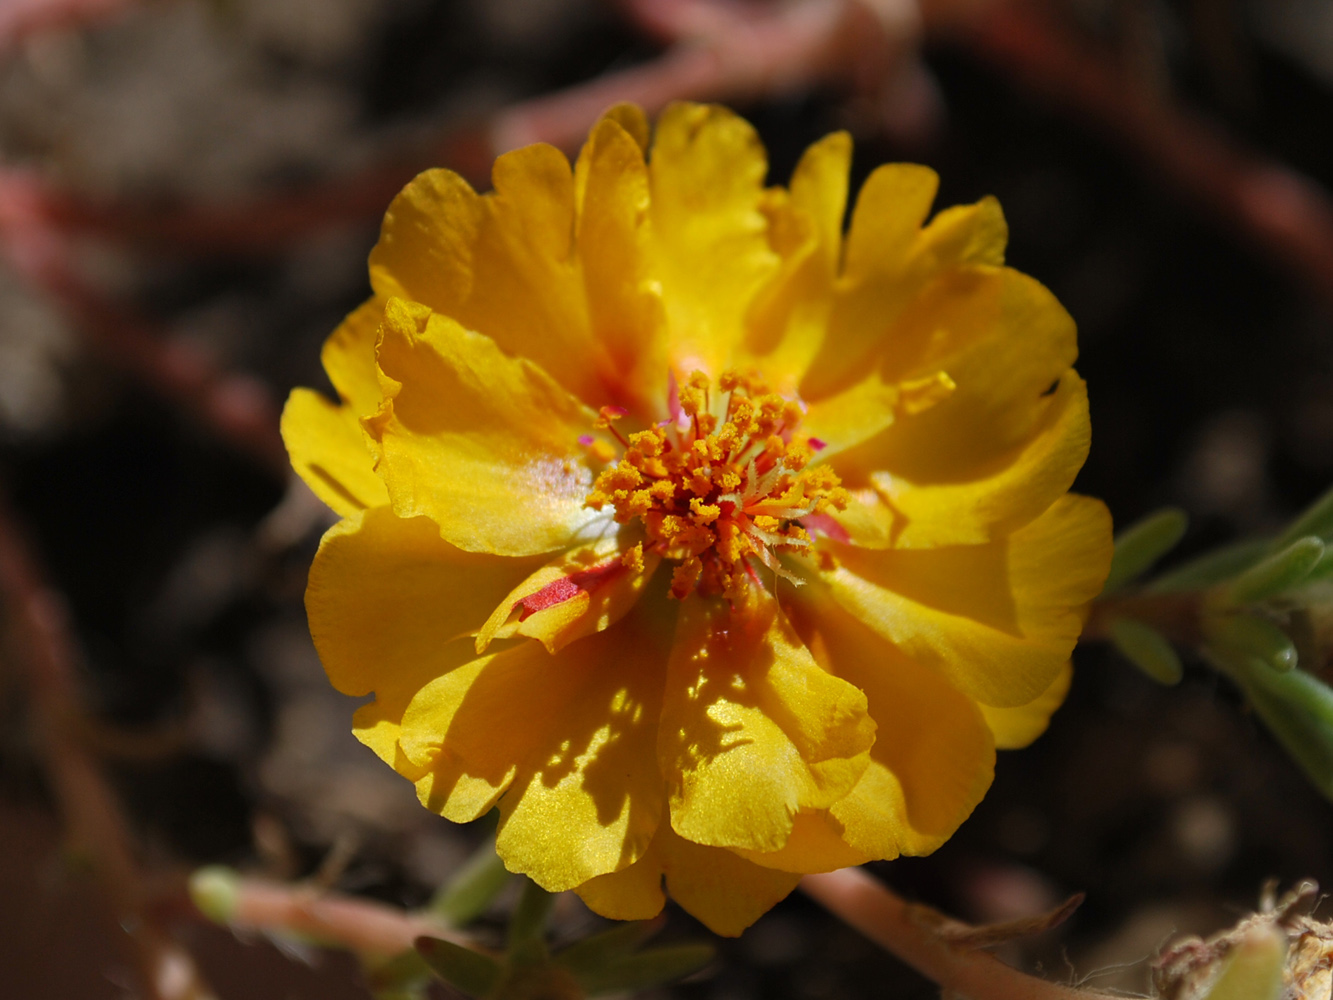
[740, 131, 852, 393]
[475, 522, 660, 654]
[401, 606, 670, 891]
[281, 299, 390, 516]
[825, 266, 1084, 546]
[784, 592, 995, 859]
[658, 597, 874, 853]
[366, 298, 604, 556]
[818, 493, 1112, 707]
[573, 112, 670, 418]
[731, 809, 871, 873]
[282, 388, 389, 517]
[648, 102, 779, 378]
[830, 369, 1092, 547]
[575, 820, 802, 937]
[305, 507, 543, 763]
[368, 147, 605, 406]
[978, 661, 1072, 750]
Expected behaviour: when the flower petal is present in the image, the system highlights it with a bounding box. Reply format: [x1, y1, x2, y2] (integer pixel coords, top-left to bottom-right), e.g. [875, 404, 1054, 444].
[978, 661, 1072, 750]
[731, 810, 871, 873]
[368, 147, 605, 406]
[282, 388, 389, 517]
[366, 298, 603, 556]
[740, 131, 852, 393]
[401, 606, 670, 891]
[575, 821, 802, 937]
[281, 300, 390, 516]
[831, 369, 1092, 548]
[825, 267, 1085, 545]
[786, 593, 996, 859]
[818, 493, 1112, 707]
[648, 102, 779, 378]
[572, 113, 670, 418]
[475, 523, 660, 654]
[658, 597, 874, 853]
[305, 507, 543, 767]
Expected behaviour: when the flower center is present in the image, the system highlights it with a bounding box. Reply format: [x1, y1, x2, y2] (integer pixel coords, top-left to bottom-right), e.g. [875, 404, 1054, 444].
[584, 371, 849, 600]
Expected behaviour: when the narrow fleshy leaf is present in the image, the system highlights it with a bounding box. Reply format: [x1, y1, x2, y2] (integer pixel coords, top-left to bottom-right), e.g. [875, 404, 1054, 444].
[1275, 484, 1333, 549]
[427, 839, 511, 927]
[1217, 654, 1333, 800]
[1225, 537, 1325, 604]
[1148, 539, 1269, 594]
[574, 944, 716, 996]
[554, 919, 663, 975]
[507, 878, 554, 964]
[1206, 614, 1298, 673]
[415, 937, 502, 998]
[1102, 507, 1188, 594]
[1108, 618, 1184, 685]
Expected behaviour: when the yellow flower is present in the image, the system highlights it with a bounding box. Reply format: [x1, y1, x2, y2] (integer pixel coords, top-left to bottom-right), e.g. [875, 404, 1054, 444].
[282, 103, 1113, 936]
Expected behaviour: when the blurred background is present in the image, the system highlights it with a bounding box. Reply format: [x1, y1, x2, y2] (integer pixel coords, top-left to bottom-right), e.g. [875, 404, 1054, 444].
[1, 0, 1332, 997]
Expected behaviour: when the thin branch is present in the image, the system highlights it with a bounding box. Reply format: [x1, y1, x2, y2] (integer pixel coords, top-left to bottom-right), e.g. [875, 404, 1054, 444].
[0, 173, 288, 477]
[801, 868, 1117, 1000]
[947, 0, 1333, 312]
[208, 873, 469, 958]
[0, 489, 217, 1000]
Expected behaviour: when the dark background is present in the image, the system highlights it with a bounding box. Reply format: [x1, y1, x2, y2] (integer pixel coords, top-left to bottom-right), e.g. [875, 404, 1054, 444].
[2, 1, 1332, 996]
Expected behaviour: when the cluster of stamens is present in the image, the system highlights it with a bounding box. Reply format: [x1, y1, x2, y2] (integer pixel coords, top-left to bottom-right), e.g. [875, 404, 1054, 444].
[584, 371, 849, 600]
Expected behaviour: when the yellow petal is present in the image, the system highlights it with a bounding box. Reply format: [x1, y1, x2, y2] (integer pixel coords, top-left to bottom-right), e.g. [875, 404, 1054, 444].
[305, 507, 543, 764]
[282, 388, 389, 517]
[282, 299, 390, 516]
[787, 593, 996, 859]
[366, 298, 603, 556]
[978, 660, 1072, 750]
[826, 267, 1084, 545]
[658, 597, 874, 853]
[731, 810, 871, 873]
[368, 148, 606, 407]
[740, 132, 853, 393]
[402, 607, 670, 891]
[832, 369, 1092, 547]
[648, 102, 779, 378]
[819, 493, 1112, 707]
[476, 525, 661, 654]
[575, 820, 802, 937]
[321, 298, 386, 418]
[573, 113, 670, 417]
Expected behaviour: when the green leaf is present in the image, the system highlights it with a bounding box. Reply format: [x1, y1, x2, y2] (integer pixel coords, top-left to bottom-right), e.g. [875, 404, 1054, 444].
[1200, 925, 1286, 1000]
[1103, 507, 1189, 594]
[1225, 537, 1324, 604]
[427, 840, 512, 927]
[415, 937, 502, 998]
[574, 944, 715, 996]
[1275, 484, 1333, 549]
[507, 879, 554, 966]
[1147, 539, 1269, 593]
[554, 919, 664, 975]
[1206, 614, 1298, 673]
[1216, 654, 1333, 800]
[1108, 618, 1184, 685]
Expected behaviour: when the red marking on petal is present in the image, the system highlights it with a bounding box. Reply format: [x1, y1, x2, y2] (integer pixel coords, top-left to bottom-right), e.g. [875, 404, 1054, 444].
[802, 512, 849, 543]
[578, 434, 595, 446]
[808, 437, 827, 451]
[517, 559, 625, 620]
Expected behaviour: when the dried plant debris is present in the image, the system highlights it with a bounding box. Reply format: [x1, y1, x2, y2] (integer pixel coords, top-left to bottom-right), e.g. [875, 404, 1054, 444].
[1153, 881, 1333, 1000]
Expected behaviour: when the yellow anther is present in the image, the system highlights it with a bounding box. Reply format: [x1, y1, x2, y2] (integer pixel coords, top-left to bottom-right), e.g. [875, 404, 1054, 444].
[628, 429, 665, 456]
[624, 489, 654, 518]
[671, 557, 703, 600]
[622, 542, 645, 574]
[690, 499, 721, 525]
[587, 439, 617, 464]
[752, 515, 780, 532]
